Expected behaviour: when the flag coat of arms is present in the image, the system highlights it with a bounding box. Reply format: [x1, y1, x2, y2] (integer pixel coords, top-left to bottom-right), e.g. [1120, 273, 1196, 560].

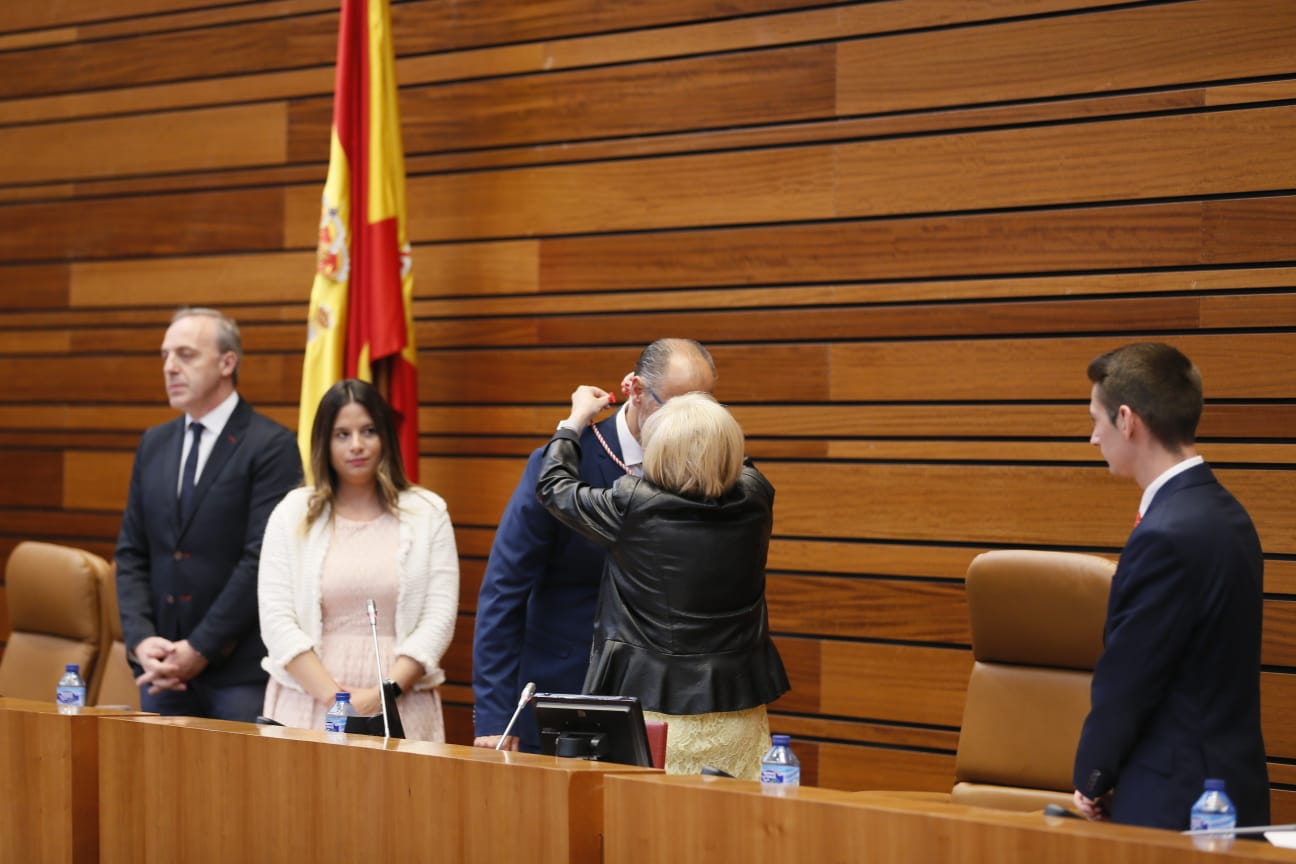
[299, 0, 418, 482]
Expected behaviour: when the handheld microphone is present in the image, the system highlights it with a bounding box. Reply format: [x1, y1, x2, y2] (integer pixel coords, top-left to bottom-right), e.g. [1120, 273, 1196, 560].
[496, 681, 536, 750]
[366, 599, 391, 740]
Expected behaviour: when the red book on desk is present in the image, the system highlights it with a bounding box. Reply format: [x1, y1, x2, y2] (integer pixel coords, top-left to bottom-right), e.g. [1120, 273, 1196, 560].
[645, 720, 668, 769]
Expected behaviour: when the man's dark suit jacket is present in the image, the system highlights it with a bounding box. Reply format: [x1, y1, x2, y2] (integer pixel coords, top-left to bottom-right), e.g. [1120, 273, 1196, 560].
[472, 414, 623, 751]
[1074, 463, 1269, 829]
[116, 396, 302, 688]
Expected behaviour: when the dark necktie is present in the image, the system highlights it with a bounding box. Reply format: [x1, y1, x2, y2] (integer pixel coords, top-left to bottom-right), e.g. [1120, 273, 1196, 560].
[179, 422, 203, 521]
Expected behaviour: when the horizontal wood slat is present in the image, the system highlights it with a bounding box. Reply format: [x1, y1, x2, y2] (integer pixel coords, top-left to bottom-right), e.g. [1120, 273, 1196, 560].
[0, 102, 288, 186]
[820, 642, 972, 728]
[536, 198, 1296, 292]
[836, 0, 1296, 115]
[816, 743, 957, 794]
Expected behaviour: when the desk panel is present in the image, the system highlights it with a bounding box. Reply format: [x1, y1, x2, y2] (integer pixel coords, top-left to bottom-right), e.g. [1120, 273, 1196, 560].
[98, 715, 655, 863]
[604, 774, 1296, 864]
[0, 698, 140, 864]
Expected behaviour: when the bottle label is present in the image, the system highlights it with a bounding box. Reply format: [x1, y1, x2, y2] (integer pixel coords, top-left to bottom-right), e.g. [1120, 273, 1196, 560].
[1190, 811, 1236, 833]
[56, 685, 87, 707]
[760, 765, 801, 786]
[324, 714, 348, 733]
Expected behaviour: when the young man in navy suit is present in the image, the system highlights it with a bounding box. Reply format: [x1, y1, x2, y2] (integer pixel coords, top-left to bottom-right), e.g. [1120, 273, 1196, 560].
[471, 339, 717, 751]
[1073, 342, 1269, 829]
[115, 308, 301, 721]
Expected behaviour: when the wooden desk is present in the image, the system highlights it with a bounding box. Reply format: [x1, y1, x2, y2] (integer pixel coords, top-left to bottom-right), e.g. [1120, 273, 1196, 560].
[0, 697, 142, 864]
[98, 715, 657, 863]
[603, 775, 1296, 864]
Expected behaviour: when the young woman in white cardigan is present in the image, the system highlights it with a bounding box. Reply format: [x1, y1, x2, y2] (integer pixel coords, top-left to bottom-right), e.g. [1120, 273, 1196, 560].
[257, 378, 459, 740]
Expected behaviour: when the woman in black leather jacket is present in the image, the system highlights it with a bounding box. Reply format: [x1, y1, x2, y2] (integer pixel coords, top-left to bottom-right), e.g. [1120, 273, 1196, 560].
[536, 387, 789, 779]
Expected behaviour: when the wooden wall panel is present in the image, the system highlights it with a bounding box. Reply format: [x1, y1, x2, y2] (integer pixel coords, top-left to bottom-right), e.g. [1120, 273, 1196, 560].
[836, 0, 1296, 115]
[2, 0, 1294, 810]
[0, 103, 288, 185]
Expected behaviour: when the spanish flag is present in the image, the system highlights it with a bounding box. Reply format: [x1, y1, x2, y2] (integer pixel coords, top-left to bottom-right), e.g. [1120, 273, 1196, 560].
[299, 0, 418, 482]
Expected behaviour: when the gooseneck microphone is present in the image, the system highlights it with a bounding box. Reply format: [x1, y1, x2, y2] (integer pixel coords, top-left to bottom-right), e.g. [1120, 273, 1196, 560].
[496, 681, 536, 750]
[366, 599, 391, 740]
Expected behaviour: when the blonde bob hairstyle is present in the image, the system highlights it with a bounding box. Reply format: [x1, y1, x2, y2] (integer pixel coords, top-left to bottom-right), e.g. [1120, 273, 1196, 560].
[641, 392, 745, 500]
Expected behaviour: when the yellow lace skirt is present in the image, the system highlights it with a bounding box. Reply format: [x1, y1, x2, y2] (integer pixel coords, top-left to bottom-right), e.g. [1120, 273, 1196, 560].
[643, 704, 770, 780]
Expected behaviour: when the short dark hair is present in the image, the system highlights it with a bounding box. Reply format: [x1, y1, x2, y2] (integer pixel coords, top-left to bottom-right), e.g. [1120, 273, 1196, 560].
[306, 378, 409, 524]
[1087, 342, 1202, 449]
[634, 338, 717, 390]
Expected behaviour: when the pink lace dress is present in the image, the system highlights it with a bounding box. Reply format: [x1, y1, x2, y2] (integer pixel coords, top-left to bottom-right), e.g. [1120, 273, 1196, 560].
[262, 512, 444, 741]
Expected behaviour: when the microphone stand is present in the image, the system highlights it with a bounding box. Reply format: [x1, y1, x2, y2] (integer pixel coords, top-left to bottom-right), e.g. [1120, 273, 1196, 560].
[366, 599, 391, 740]
[497, 682, 536, 750]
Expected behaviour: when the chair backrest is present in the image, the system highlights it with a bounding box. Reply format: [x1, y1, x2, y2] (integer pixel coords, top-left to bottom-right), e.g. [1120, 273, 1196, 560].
[92, 563, 140, 709]
[0, 541, 110, 701]
[951, 549, 1115, 812]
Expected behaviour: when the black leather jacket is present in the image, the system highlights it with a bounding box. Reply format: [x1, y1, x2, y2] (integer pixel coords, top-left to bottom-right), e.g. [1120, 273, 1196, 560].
[536, 429, 790, 715]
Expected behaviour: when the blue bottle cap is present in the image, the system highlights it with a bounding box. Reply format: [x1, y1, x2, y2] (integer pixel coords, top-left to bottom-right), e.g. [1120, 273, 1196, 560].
[335, 692, 350, 701]
[1204, 778, 1226, 791]
[772, 734, 791, 746]
[65, 663, 79, 673]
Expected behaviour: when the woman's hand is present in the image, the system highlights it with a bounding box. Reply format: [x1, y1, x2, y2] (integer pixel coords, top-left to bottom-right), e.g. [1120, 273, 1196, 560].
[346, 686, 384, 716]
[566, 385, 615, 429]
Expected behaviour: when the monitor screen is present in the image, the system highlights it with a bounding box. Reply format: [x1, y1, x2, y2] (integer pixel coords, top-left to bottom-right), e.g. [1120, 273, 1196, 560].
[533, 693, 653, 767]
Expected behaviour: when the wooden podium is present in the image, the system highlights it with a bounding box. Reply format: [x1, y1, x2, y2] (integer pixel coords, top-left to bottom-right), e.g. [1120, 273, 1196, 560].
[97, 715, 656, 863]
[603, 774, 1296, 864]
[0, 698, 143, 864]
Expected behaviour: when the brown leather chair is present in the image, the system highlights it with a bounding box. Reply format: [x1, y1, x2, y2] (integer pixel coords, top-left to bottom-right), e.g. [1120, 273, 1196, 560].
[93, 563, 141, 709]
[948, 549, 1116, 811]
[0, 541, 111, 701]
[853, 549, 1115, 811]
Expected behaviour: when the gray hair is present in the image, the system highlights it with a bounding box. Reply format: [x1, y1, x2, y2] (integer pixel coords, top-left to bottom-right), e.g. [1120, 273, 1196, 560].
[172, 307, 242, 385]
[634, 338, 716, 390]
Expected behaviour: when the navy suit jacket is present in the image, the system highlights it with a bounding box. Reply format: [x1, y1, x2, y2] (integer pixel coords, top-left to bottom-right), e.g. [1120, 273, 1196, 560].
[115, 397, 302, 687]
[1073, 463, 1269, 829]
[472, 414, 624, 750]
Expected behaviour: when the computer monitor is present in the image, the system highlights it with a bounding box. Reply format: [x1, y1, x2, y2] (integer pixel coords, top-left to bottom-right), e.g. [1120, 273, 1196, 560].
[533, 693, 653, 767]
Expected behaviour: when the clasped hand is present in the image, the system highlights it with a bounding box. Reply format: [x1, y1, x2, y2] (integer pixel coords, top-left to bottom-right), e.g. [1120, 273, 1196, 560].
[133, 636, 208, 694]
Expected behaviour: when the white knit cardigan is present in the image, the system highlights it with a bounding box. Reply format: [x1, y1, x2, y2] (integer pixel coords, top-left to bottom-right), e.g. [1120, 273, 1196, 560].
[258, 486, 459, 692]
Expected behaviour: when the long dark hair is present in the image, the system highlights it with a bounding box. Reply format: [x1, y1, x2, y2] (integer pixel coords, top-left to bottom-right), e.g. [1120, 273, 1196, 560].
[305, 378, 409, 525]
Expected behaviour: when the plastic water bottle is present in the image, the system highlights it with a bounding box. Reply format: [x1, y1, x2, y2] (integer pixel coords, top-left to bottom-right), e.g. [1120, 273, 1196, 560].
[324, 692, 355, 735]
[55, 663, 87, 715]
[1190, 778, 1237, 850]
[759, 734, 801, 793]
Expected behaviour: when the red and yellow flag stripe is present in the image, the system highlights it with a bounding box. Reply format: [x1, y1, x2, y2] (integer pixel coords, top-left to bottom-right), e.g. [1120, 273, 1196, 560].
[299, 0, 418, 482]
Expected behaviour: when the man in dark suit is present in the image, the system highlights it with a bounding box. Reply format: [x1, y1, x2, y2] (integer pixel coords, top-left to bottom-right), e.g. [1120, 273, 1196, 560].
[472, 339, 717, 751]
[1073, 342, 1269, 829]
[116, 308, 302, 721]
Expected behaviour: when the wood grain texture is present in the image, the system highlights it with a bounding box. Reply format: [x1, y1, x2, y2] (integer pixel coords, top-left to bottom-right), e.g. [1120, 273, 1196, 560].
[603, 774, 1296, 864]
[820, 641, 972, 728]
[535, 198, 1292, 293]
[0, 102, 288, 185]
[836, 0, 1296, 115]
[97, 715, 656, 863]
[0, 699, 104, 864]
[4, 0, 1296, 817]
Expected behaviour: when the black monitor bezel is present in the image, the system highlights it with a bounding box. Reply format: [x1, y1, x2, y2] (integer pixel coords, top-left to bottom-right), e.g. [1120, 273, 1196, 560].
[532, 692, 653, 767]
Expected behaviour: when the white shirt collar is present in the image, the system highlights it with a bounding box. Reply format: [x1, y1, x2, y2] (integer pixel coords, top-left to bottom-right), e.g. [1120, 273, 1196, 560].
[615, 404, 643, 474]
[1139, 455, 1204, 517]
[187, 389, 239, 437]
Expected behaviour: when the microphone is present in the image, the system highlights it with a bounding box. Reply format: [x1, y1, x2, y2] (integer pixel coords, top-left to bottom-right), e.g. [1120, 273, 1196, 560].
[366, 599, 391, 740]
[496, 681, 536, 750]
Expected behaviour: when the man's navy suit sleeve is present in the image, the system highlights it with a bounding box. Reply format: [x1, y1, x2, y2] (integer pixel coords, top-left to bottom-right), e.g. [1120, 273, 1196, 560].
[472, 447, 557, 736]
[1073, 526, 1197, 796]
[186, 417, 302, 661]
[115, 430, 161, 655]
